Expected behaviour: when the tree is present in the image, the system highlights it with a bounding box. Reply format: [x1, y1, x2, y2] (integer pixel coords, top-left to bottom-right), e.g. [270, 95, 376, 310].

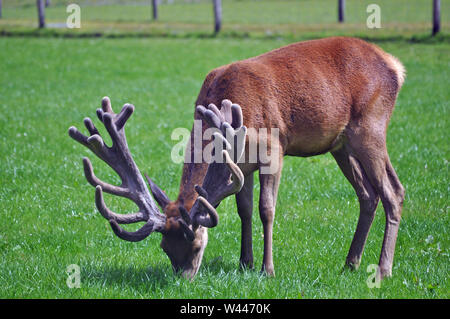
[0, 0, 2, 19]
[45, 0, 50, 7]
[37, 0, 45, 28]
[432, 0, 441, 36]
[338, 0, 345, 23]
[152, 0, 158, 20]
[212, 0, 222, 33]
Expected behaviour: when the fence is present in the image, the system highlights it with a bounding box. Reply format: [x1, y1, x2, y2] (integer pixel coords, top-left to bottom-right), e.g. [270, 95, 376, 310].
[0, 0, 447, 37]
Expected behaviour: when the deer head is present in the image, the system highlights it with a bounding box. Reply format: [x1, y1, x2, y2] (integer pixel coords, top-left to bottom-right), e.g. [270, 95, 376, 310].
[69, 97, 246, 279]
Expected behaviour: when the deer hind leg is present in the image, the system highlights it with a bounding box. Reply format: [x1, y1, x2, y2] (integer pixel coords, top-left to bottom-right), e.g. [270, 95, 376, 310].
[346, 128, 405, 279]
[236, 173, 254, 270]
[332, 146, 380, 270]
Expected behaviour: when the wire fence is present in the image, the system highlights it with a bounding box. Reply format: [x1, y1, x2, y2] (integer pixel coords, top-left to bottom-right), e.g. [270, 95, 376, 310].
[1, 0, 448, 37]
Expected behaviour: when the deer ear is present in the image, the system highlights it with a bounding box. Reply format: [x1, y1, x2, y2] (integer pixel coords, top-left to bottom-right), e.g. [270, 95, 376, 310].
[145, 174, 170, 209]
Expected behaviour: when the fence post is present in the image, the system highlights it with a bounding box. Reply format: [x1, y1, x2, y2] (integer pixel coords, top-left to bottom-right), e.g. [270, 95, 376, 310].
[37, 0, 45, 28]
[213, 0, 222, 33]
[152, 0, 158, 20]
[432, 0, 441, 36]
[338, 0, 345, 23]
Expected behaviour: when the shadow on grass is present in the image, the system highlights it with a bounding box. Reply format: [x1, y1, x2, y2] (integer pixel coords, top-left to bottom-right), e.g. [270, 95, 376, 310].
[83, 263, 173, 291]
[82, 256, 239, 291]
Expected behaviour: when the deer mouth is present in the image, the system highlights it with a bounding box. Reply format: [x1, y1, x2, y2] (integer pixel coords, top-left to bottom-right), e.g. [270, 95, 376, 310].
[161, 226, 208, 279]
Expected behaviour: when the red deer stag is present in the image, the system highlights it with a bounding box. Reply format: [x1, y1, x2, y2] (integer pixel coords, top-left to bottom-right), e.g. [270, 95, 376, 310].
[69, 37, 405, 280]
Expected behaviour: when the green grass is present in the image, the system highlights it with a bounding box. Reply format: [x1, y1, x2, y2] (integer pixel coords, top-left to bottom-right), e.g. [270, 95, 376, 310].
[0, 35, 448, 299]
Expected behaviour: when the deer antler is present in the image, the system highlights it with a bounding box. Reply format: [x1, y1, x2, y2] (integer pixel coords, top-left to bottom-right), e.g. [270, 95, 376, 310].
[180, 100, 247, 235]
[68, 97, 166, 242]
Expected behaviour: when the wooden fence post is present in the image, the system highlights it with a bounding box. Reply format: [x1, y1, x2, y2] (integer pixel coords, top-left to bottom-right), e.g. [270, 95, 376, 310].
[152, 0, 158, 20]
[338, 0, 345, 23]
[37, 0, 45, 28]
[213, 0, 222, 33]
[432, 0, 441, 36]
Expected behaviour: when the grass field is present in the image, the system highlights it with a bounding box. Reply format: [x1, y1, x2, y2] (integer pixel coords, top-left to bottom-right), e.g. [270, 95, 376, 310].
[0, 35, 448, 299]
[0, 0, 449, 300]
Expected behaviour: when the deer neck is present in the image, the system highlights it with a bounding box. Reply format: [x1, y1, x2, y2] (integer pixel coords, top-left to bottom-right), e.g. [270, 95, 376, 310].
[177, 161, 208, 209]
[176, 127, 209, 210]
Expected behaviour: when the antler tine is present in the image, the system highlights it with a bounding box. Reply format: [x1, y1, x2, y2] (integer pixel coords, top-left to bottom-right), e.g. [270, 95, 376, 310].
[206, 103, 224, 123]
[230, 103, 243, 129]
[102, 96, 113, 113]
[182, 185, 219, 231]
[219, 99, 233, 124]
[194, 196, 219, 228]
[115, 103, 134, 131]
[82, 157, 129, 197]
[69, 97, 166, 242]
[178, 218, 196, 242]
[222, 150, 245, 194]
[84, 117, 100, 136]
[109, 219, 159, 242]
[95, 185, 146, 224]
[194, 184, 209, 199]
[69, 127, 111, 165]
[177, 205, 196, 241]
[212, 131, 232, 152]
[178, 206, 192, 225]
[196, 106, 221, 129]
